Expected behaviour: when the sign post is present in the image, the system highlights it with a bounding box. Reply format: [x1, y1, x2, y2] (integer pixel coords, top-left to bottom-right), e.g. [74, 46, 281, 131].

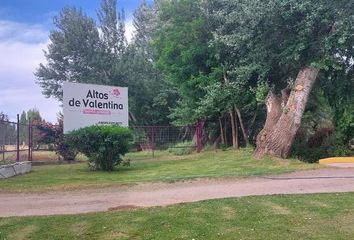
[63, 82, 128, 133]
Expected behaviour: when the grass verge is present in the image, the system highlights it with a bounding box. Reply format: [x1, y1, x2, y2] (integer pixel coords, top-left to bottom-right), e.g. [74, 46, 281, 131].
[0, 148, 321, 192]
[0, 193, 353, 239]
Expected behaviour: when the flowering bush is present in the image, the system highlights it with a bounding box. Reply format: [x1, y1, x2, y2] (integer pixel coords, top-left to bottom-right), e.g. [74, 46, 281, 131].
[37, 119, 77, 161]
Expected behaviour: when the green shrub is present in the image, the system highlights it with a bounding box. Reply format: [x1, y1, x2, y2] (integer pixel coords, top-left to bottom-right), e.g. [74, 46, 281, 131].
[168, 141, 195, 155]
[66, 125, 132, 171]
[292, 131, 351, 163]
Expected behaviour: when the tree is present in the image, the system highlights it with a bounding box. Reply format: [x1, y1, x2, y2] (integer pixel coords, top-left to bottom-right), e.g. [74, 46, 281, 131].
[197, 79, 253, 149]
[19, 111, 27, 144]
[35, 6, 110, 102]
[35, 1, 173, 125]
[154, 0, 218, 125]
[212, 0, 354, 158]
[111, 0, 177, 125]
[133, 0, 158, 60]
[98, 0, 127, 56]
[0, 112, 16, 146]
[27, 108, 44, 147]
[27, 108, 43, 125]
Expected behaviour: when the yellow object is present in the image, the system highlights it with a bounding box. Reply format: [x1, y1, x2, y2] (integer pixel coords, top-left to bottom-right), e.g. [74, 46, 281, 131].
[319, 157, 354, 164]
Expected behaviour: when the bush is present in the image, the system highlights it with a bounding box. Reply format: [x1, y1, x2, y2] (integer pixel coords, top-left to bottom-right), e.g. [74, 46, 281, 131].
[66, 125, 132, 171]
[37, 120, 77, 161]
[168, 141, 195, 155]
[292, 131, 351, 163]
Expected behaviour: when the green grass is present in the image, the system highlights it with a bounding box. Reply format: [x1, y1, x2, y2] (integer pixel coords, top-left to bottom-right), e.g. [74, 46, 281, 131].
[0, 148, 320, 192]
[0, 160, 15, 165]
[1, 193, 353, 239]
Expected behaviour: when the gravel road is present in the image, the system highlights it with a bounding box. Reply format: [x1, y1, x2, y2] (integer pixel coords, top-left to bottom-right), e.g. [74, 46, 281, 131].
[1, 168, 354, 217]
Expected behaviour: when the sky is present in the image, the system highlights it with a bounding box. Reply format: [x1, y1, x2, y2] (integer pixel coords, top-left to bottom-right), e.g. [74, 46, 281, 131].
[0, 0, 148, 122]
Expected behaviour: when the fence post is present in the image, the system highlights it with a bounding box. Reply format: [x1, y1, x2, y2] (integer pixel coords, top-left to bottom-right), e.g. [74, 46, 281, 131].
[28, 119, 32, 161]
[151, 126, 155, 158]
[30, 125, 33, 161]
[0, 120, 4, 162]
[196, 121, 204, 153]
[16, 114, 20, 162]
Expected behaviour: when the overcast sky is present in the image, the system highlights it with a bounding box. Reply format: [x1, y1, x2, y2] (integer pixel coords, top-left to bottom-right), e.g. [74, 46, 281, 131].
[0, 0, 148, 122]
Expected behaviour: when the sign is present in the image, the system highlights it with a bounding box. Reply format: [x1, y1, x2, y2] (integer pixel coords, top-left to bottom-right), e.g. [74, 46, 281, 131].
[63, 82, 128, 133]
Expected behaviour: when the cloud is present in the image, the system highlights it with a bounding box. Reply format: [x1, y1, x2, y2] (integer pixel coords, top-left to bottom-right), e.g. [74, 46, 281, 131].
[0, 20, 48, 43]
[0, 41, 47, 84]
[0, 20, 60, 122]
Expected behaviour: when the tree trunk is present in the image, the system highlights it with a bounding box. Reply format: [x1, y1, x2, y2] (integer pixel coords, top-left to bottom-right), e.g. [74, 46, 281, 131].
[235, 109, 239, 149]
[229, 109, 239, 150]
[248, 104, 259, 137]
[224, 116, 228, 146]
[254, 67, 319, 159]
[219, 116, 225, 145]
[235, 107, 249, 146]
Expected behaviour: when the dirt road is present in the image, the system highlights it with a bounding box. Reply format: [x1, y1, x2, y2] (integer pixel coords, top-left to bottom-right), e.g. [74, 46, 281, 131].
[1, 168, 354, 217]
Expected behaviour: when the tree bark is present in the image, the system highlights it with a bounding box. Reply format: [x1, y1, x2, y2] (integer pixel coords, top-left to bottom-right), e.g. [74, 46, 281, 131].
[235, 107, 249, 146]
[219, 116, 225, 145]
[254, 67, 319, 159]
[234, 109, 239, 149]
[248, 104, 259, 137]
[224, 117, 228, 146]
[229, 109, 239, 150]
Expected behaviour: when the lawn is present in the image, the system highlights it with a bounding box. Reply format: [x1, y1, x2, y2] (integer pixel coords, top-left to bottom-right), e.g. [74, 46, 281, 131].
[0, 193, 353, 239]
[0, 148, 320, 192]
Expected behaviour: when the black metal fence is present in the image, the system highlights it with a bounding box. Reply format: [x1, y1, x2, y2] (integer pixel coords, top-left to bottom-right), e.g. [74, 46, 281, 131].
[0, 114, 32, 163]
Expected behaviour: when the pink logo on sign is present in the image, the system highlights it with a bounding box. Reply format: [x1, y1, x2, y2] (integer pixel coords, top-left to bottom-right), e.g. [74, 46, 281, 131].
[112, 89, 120, 97]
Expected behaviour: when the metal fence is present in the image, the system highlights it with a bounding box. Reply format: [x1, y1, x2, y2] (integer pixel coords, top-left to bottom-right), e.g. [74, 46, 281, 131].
[0, 114, 33, 163]
[130, 124, 203, 155]
[1, 115, 204, 162]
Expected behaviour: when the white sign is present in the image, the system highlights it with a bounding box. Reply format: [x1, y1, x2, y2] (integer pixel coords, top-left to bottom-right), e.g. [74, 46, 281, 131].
[63, 82, 128, 133]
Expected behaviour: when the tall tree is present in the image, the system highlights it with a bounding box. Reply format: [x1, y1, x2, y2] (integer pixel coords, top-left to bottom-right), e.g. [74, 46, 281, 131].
[19, 111, 27, 144]
[212, 0, 354, 158]
[27, 108, 43, 125]
[97, 0, 127, 55]
[133, 0, 158, 59]
[35, 1, 173, 125]
[154, 0, 218, 125]
[115, 0, 177, 125]
[35, 7, 109, 101]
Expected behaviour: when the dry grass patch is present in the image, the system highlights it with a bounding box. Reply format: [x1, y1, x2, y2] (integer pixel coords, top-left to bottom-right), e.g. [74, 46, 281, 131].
[8, 225, 36, 240]
[262, 201, 291, 215]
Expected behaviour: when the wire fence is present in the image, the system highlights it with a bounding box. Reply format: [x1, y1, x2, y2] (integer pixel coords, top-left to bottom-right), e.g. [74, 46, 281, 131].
[130, 125, 200, 156]
[1, 115, 204, 163]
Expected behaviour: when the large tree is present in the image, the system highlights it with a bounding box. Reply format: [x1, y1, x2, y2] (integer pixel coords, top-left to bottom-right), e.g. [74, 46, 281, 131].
[98, 0, 126, 56]
[154, 0, 218, 125]
[35, 7, 110, 101]
[35, 1, 175, 125]
[213, 0, 354, 158]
